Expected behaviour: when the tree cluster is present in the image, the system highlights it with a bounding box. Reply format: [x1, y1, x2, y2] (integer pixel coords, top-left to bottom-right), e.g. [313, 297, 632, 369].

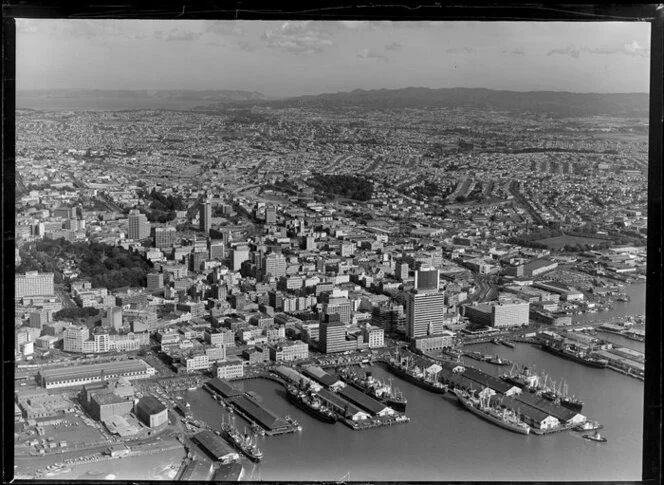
[307, 174, 373, 201]
[53, 307, 99, 321]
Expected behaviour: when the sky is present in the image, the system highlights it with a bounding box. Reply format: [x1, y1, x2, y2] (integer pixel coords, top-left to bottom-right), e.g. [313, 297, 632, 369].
[16, 19, 651, 97]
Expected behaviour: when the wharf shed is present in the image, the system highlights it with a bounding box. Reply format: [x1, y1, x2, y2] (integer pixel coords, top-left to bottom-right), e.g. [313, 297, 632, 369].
[460, 367, 521, 396]
[514, 392, 584, 425]
[192, 430, 239, 463]
[302, 365, 345, 390]
[135, 395, 168, 428]
[273, 365, 322, 391]
[205, 378, 243, 398]
[494, 394, 559, 430]
[39, 359, 155, 389]
[229, 394, 290, 432]
[317, 389, 370, 421]
[338, 385, 394, 416]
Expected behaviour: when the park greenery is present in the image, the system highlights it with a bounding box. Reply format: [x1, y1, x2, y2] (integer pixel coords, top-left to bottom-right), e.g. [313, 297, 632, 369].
[307, 174, 373, 201]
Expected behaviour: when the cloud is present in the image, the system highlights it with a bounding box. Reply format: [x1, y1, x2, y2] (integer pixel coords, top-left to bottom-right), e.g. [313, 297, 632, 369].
[445, 47, 477, 55]
[547, 45, 582, 58]
[237, 41, 257, 52]
[385, 41, 402, 51]
[356, 48, 388, 61]
[204, 21, 245, 37]
[548, 41, 649, 58]
[261, 21, 333, 54]
[165, 30, 202, 42]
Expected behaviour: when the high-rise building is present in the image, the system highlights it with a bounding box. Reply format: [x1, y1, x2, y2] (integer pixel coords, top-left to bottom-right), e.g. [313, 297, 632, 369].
[63, 325, 90, 353]
[15, 271, 54, 298]
[397, 262, 409, 281]
[264, 252, 287, 278]
[415, 267, 440, 292]
[153, 226, 177, 249]
[128, 209, 150, 240]
[106, 306, 123, 331]
[190, 249, 208, 272]
[147, 273, 164, 292]
[232, 245, 250, 272]
[200, 199, 212, 234]
[319, 316, 348, 354]
[323, 297, 352, 325]
[265, 206, 277, 225]
[406, 292, 446, 340]
[208, 239, 225, 260]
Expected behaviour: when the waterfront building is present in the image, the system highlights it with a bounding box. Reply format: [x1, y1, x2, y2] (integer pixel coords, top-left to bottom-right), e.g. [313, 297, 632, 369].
[215, 359, 245, 380]
[185, 353, 210, 373]
[39, 360, 156, 389]
[273, 365, 322, 391]
[411, 332, 455, 352]
[192, 431, 240, 464]
[200, 199, 212, 234]
[128, 209, 150, 240]
[135, 395, 168, 428]
[15, 271, 54, 298]
[406, 292, 446, 339]
[269, 340, 309, 362]
[362, 324, 385, 348]
[319, 315, 354, 354]
[153, 226, 177, 249]
[63, 325, 90, 353]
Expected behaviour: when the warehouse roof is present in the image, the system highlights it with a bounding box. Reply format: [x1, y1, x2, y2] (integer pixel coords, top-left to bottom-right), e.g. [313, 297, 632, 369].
[136, 395, 166, 415]
[193, 431, 238, 461]
[206, 378, 243, 398]
[461, 367, 516, 394]
[229, 395, 289, 431]
[338, 385, 388, 415]
[40, 360, 151, 381]
[302, 366, 341, 388]
[514, 392, 579, 422]
[317, 389, 366, 417]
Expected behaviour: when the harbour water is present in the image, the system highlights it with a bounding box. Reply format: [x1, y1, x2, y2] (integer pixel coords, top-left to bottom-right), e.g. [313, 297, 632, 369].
[181, 283, 646, 481]
[186, 351, 643, 481]
[64, 448, 185, 481]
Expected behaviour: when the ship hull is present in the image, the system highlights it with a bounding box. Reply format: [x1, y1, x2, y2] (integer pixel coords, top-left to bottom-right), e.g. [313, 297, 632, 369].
[455, 392, 530, 435]
[347, 381, 408, 412]
[286, 391, 337, 424]
[560, 399, 584, 412]
[540, 344, 609, 368]
[385, 361, 448, 394]
[220, 428, 263, 462]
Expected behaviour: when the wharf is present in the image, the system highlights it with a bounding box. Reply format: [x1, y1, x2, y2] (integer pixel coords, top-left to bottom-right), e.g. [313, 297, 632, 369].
[227, 394, 298, 436]
[340, 414, 410, 431]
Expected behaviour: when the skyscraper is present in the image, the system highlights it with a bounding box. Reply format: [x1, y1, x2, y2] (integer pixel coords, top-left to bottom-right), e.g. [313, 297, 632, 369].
[200, 199, 212, 234]
[415, 267, 440, 292]
[406, 292, 445, 339]
[264, 252, 287, 278]
[153, 226, 177, 248]
[128, 209, 150, 240]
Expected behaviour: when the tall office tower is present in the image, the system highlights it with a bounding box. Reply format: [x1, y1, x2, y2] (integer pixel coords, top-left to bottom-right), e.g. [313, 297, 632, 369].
[147, 273, 164, 292]
[190, 249, 207, 272]
[153, 226, 177, 249]
[15, 271, 54, 298]
[305, 236, 316, 251]
[208, 239, 225, 260]
[323, 297, 352, 325]
[128, 209, 150, 240]
[264, 252, 287, 278]
[397, 262, 409, 281]
[63, 325, 90, 352]
[232, 245, 250, 272]
[415, 267, 440, 292]
[406, 292, 446, 340]
[319, 315, 348, 354]
[265, 205, 277, 225]
[200, 199, 212, 234]
[106, 306, 124, 331]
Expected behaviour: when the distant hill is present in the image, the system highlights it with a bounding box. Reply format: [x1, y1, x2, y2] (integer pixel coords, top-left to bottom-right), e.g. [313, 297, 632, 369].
[17, 89, 267, 111]
[263, 87, 649, 117]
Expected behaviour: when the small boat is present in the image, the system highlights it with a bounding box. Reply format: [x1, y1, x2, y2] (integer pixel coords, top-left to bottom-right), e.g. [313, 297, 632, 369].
[501, 341, 516, 349]
[583, 431, 607, 443]
[574, 420, 603, 432]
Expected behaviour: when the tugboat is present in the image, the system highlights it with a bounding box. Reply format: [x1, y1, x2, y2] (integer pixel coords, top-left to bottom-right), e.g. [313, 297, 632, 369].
[574, 420, 603, 432]
[219, 418, 264, 462]
[583, 430, 607, 443]
[486, 355, 512, 366]
[286, 385, 337, 424]
[454, 389, 530, 435]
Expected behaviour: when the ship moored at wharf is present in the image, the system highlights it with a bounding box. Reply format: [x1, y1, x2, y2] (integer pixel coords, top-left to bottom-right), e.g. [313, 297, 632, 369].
[337, 367, 407, 411]
[286, 385, 338, 423]
[500, 364, 584, 412]
[539, 340, 609, 369]
[453, 389, 531, 435]
[384, 356, 448, 394]
[218, 418, 263, 462]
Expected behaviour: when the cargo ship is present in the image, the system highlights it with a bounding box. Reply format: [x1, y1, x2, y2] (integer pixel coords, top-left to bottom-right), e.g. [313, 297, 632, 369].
[219, 419, 263, 462]
[338, 368, 408, 411]
[540, 341, 609, 368]
[385, 356, 448, 394]
[286, 385, 337, 424]
[501, 340, 516, 349]
[454, 389, 530, 435]
[500, 364, 540, 392]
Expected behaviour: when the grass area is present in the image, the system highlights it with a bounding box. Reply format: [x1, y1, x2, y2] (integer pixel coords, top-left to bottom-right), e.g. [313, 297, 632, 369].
[535, 234, 609, 249]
